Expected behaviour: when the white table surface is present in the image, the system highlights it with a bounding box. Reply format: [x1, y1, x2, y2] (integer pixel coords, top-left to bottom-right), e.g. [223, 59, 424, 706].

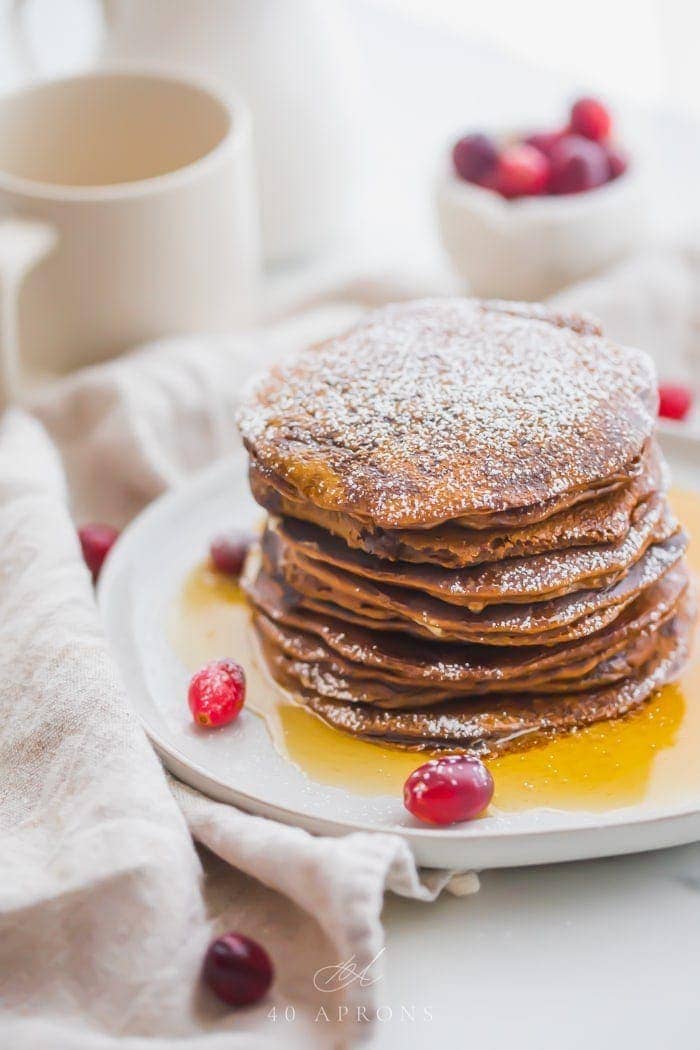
[379, 842, 700, 1049]
[2, 6, 699, 1048]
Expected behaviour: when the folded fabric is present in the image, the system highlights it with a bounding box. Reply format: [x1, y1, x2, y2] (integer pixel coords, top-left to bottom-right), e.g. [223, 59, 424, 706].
[551, 243, 700, 389]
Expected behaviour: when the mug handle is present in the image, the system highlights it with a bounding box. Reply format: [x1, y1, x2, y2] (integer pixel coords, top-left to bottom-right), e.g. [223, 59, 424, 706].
[0, 217, 57, 409]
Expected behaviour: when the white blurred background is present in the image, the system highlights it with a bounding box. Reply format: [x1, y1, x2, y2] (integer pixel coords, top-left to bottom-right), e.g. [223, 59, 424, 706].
[379, 0, 698, 115]
[1, 0, 698, 273]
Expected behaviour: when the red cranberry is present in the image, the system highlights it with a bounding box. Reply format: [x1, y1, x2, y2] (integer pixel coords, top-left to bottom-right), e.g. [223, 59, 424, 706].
[452, 133, 499, 185]
[548, 134, 609, 194]
[494, 143, 550, 199]
[188, 659, 246, 728]
[403, 755, 494, 825]
[605, 144, 628, 180]
[524, 129, 566, 158]
[210, 532, 253, 576]
[569, 97, 612, 142]
[78, 524, 119, 582]
[202, 932, 273, 1007]
[658, 383, 693, 422]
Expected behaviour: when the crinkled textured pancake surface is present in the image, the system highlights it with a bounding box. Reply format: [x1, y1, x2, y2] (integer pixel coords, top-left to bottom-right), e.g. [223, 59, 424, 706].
[249, 443, 662, 566]
[270, 495, 675, 607]
[254, 593, 694, 752]
[252, 578, 686, 704]
[238, 298, 657, 529]
[259, 527, 687, 644]
[258, 615, 671, 706]
[249, 455, 641, 534]
[246, 564, 689, 687]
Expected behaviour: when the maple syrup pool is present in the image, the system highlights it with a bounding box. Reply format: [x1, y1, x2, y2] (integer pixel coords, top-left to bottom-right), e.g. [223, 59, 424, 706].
[169, 490, 700, 813]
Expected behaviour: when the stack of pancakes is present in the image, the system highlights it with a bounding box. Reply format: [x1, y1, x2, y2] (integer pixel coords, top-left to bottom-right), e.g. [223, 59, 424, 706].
[238, 299, 694, 754]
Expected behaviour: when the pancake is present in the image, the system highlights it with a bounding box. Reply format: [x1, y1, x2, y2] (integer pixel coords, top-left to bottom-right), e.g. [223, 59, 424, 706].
[249, 443, 662, 567]
[253, 588, 682, 705]
[249, 451, 642, 535]
[270, 493, 675, 609]
[260, 527, 687, 644]
[255, 593, 694, 753]
[244, 562, 689, 687]
[257, 611, 671, 705]
[238, 299, 656, 530]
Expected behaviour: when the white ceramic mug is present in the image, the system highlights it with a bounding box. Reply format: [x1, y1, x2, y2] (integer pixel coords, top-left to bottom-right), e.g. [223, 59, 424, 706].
[10, 0, 363, 265]
[0, 70, 260, 398]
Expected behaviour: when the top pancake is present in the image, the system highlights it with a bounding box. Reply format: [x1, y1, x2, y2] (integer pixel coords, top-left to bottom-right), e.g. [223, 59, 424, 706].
[250, 440, 662, 567]
[238, 299, 657, 529]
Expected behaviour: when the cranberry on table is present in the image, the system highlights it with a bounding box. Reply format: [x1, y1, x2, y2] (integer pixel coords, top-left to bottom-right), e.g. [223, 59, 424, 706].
[658, 383, 693, 422]
[452, 133, 499, 185]
[403, 754, 494, 825]
[569, 97, 612, 143]
[494, 143, 550, 199]
[548, 134, 609, 194]
[209, 531, 253, 576]
[188, 659, 246, 728]
[78, 523, 120, 582]
[203, 932, 273, 1007]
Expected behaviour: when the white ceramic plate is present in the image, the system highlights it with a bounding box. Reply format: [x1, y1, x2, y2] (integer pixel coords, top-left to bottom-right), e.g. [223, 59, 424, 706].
[98, 433, 700, 870]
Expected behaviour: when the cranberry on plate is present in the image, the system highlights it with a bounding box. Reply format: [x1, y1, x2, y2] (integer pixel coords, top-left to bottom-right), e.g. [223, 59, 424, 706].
[403, 754, 494, 825]
[209, 531, 253, 577]
[188, 658, 246, 728]
[78, 523, 119, 583]
[202, 932, 273, 1007]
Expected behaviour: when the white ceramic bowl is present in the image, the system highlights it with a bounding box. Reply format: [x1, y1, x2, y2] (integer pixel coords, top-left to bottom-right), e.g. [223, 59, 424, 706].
[435, 141, 647, 301]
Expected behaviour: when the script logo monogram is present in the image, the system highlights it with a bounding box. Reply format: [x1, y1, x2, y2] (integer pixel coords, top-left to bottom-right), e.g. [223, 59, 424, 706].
[313, 948, 386, 992]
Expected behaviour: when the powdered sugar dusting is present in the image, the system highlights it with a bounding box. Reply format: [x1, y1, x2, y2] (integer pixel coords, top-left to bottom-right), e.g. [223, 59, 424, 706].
[238, 299, 657, 529]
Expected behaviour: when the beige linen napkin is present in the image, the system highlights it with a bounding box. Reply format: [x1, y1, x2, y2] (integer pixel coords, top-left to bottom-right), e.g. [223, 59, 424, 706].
[550, 243, 700, 391]
[0, 305, 477, 1049]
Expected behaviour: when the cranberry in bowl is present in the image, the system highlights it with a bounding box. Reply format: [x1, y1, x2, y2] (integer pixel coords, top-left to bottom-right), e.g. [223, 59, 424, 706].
[436, 97, 645, 301]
